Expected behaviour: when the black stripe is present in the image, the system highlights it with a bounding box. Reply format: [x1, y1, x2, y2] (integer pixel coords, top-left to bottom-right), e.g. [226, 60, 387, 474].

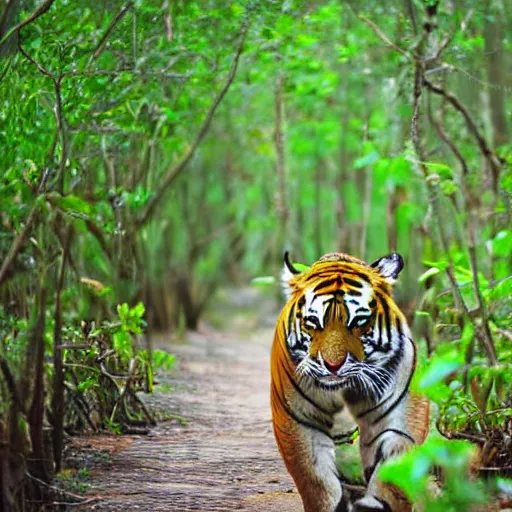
[313, 277, 341, 291]
[335, 497, 350, 512]
[396, 316, 403, 336]
[305, 270, 371, 283]
[272, 383, 332, 437]
[280, 360, 332, 417]
[357, 392, 393, 419]
[363, 441, 384, 483]
[343, 277, 363, 288]
[286, 310, 294, 335]
[333, 427, 358, 444]
[347, 289, 362, 297]
[371, 341, 416, 425]
[377, 313, 383, 346]
[344, 271, 371, 283]
[377, 292, 392, 347]
[363, 428, 415, 447]
[372, 498, 391, 512]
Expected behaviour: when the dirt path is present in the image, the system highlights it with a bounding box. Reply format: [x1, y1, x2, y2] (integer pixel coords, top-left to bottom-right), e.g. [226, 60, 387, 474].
[76, 313, 302, 511]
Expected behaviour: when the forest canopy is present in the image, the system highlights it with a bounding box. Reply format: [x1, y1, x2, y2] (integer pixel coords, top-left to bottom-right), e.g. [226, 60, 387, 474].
[0, 0, 511, 510]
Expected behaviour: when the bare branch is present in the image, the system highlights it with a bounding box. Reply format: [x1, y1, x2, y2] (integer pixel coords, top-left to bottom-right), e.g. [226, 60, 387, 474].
[424, 77, 502, 176]
[433, 9, 474, 60]
[358, 15, 410, 57]
[0, 169, 50, 288]
[18, 40, 54, 79]
[428, 95, 497, 364]
[0, 355, 25, 413]
[88, 1, 134, 67]
[0, 0, 56, 49]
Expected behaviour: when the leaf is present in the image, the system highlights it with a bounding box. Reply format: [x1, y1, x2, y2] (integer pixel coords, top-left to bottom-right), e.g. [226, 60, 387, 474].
[417, 267, 440, 284]
[251, 276, 276, 287]
[416, 352, 463, 390]
[80, 277, 105, 293]
[354, 151, 380, 169]
[117, 303, 130, 320]
[496, 478, 512, 495]
[131, 302, 145, 318]
[48, 193, 92, 217]
[492, 230, 512, 257]
[293, 262, 310, 272]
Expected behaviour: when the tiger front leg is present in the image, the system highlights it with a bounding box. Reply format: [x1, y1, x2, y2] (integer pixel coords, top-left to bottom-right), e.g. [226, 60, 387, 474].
[352, 431, 413, 512]
[274, 422, 348, 512]
[352, 394, 430, 511]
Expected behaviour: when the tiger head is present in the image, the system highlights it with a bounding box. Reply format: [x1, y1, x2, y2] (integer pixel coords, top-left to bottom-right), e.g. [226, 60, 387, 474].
[280, 251, 406, 392]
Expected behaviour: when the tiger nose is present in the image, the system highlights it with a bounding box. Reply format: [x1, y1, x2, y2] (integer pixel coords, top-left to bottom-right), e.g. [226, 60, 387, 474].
[324, 359, 343, 374]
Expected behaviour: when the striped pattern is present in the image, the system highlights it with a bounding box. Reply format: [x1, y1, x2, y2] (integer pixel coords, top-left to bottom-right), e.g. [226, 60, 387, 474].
[270, 252, 429, 512]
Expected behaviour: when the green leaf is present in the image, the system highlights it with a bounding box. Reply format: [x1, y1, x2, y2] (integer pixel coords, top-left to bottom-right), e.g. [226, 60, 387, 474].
[417, 267, 440, 283]
[251, 276, 276, 287]
[492, 230, 512, 257]
[416, 351, 463, 390]
[354, 151, 380, 169]
[496, 477, 512, 495]
[48, 193, 92, 218]
[131, 302, 145, 318]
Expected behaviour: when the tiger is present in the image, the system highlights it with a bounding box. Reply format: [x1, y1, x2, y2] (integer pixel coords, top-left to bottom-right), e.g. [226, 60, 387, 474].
[270, 251, 429, 512]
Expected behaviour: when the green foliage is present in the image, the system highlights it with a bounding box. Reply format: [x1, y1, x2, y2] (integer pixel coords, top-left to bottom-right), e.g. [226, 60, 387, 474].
[379, 437, 488, 511]
[0, 0, 510, 509]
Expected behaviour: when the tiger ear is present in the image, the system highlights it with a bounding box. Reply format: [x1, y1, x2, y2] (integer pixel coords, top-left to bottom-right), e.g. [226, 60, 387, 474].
[370, 253, 404, 284]
[281, 251, 300, 299]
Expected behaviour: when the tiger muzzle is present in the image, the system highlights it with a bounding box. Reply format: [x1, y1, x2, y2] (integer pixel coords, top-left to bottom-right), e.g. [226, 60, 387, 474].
[310, 318, 365, 372]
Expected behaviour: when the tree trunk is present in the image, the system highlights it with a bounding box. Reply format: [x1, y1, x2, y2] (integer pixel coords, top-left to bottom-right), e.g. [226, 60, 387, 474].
[28, 284, 50, 484]
[274, 70, 288, 263]
[484, 1, 508, 149]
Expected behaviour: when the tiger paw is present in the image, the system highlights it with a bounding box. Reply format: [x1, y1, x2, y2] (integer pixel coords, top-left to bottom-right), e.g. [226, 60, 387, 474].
[352, 496, 391, 512]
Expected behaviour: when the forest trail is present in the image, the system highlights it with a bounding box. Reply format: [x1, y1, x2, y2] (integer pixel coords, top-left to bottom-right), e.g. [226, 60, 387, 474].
[76, 293, 302, 512]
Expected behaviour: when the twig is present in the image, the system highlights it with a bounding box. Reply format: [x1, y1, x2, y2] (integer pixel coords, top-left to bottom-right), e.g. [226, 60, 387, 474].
[136, 14, 251, 227]
[0, 169, 50, 287]
[433, 9, 474, 60]
[128, 388, 156, 425]
[64, 382, 98, 432]
[425, 76, 497, 364]
[0, 355, 25, 413]
[409, 23, 469, 318]
[18, 41, 54, 78]
[423, 77, 502, 177]
[358, 14, 410, 57]
[50, 497, 102, 507]
[19, 40, 69, 191]
[192, 222, 236, 251]
[496, 328, 512, 342]
[85, 220, 113, 261]
[0, 0, 56, 48]
[88, 1, 134, 67]
[110, 358, 137, 422]
[57, 344, 90, 350]
[24, 471, 85, 502]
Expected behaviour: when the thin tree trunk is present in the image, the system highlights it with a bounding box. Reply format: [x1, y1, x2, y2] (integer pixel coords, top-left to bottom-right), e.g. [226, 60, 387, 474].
[52, 227, 72, 472]
[314, 158, 322, 256]
[274, 70, 288, 261]
[484, 0, 508, 149]
[28, 283, 50, 483]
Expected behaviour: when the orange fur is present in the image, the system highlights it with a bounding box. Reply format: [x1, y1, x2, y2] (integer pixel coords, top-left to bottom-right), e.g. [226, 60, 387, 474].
[271, 253, 430, 512]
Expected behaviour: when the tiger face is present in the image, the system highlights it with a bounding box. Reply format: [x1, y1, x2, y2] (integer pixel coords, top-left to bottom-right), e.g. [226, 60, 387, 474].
[282, 252, 406, 397]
